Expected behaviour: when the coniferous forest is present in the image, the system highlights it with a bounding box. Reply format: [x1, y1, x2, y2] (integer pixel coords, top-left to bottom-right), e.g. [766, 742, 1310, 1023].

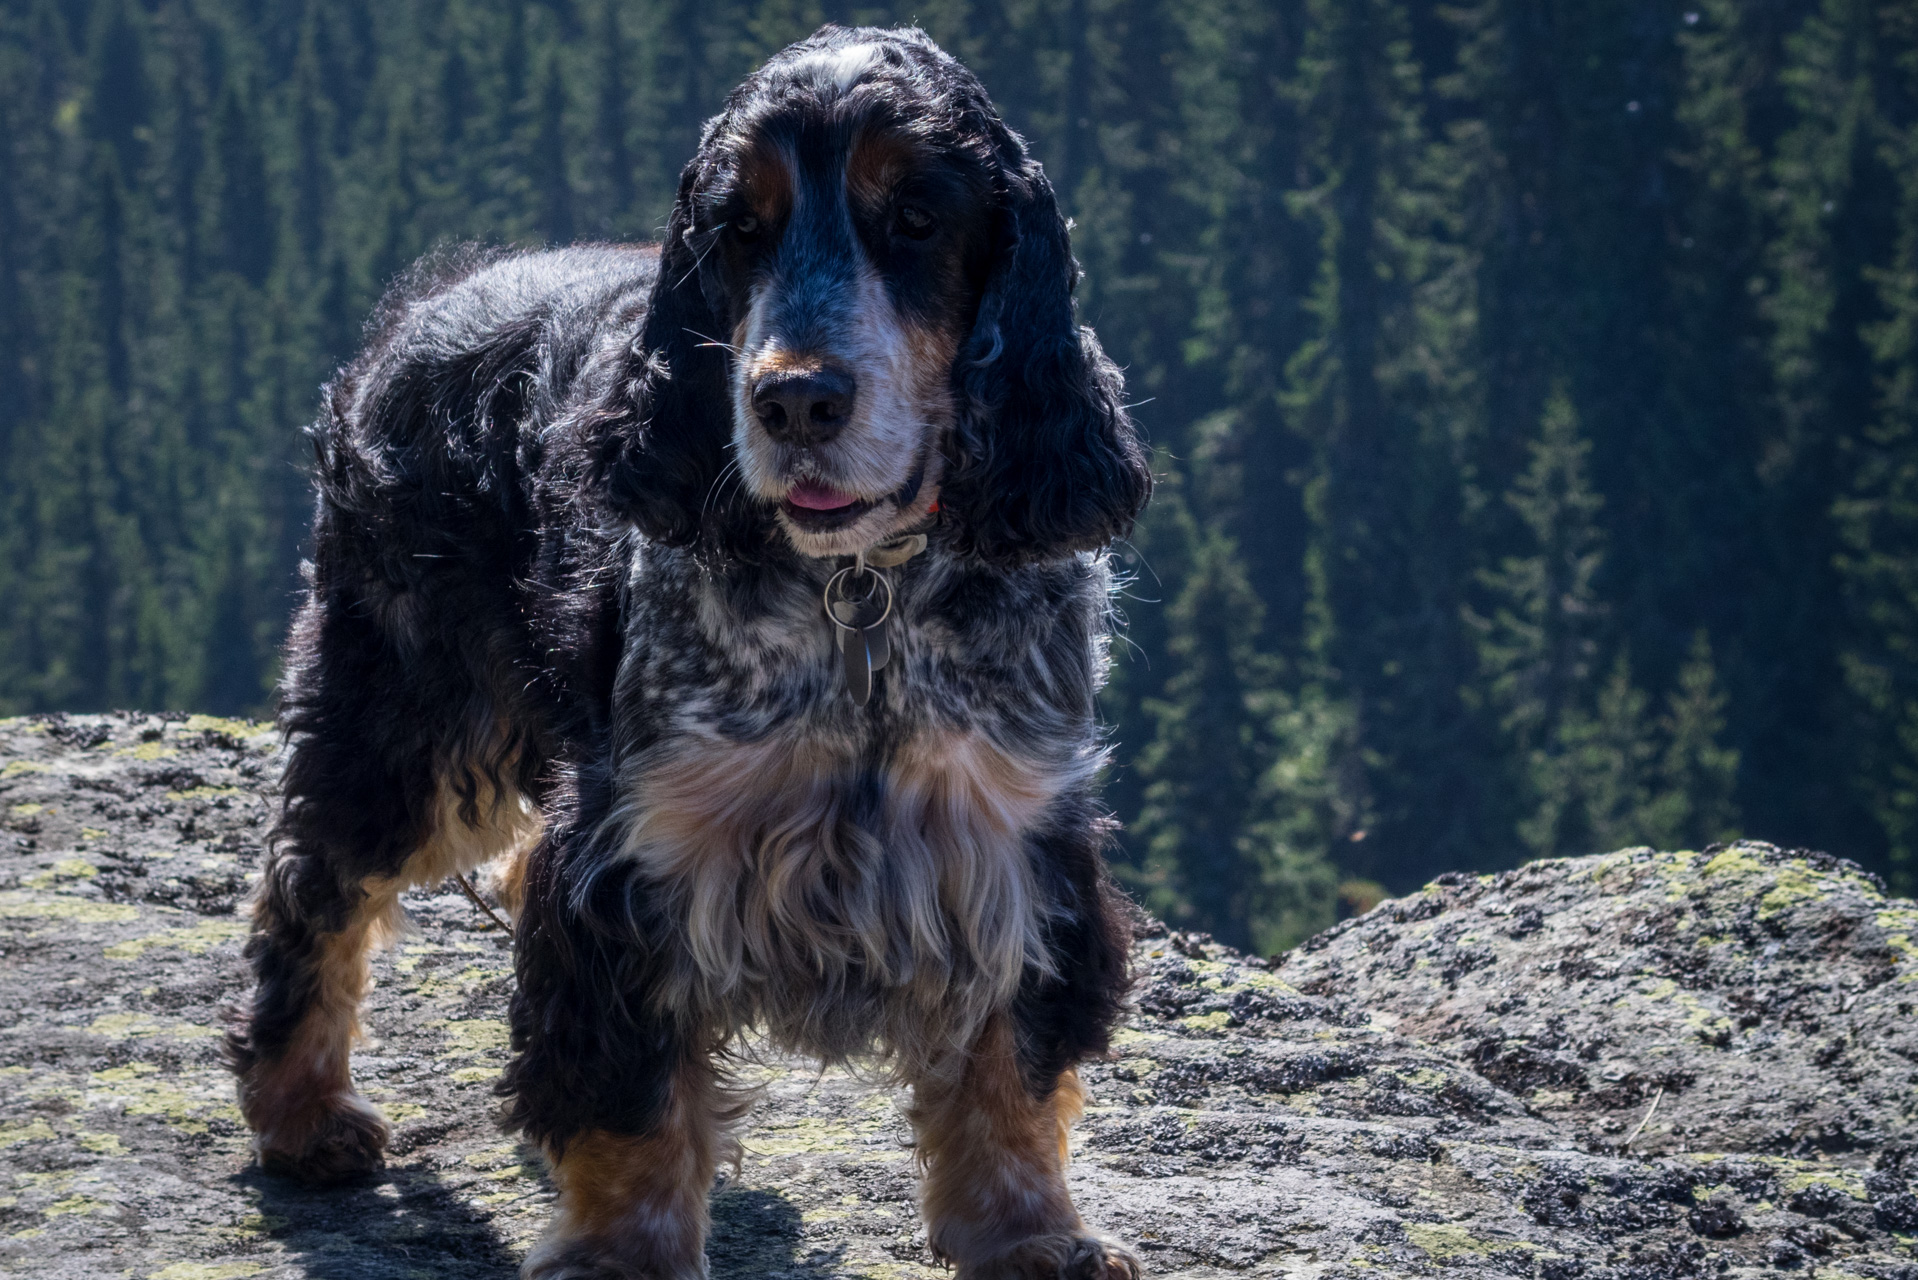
[4, 0, 1918, 950]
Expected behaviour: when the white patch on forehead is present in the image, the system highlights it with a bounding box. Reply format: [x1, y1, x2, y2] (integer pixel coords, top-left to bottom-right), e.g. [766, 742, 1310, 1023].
[796, 43, 879, 92]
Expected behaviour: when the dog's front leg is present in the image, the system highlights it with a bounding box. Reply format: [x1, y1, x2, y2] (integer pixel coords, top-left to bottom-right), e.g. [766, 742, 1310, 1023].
[504, 842, 735, 1280]
[520, 1053, 727, 1280]
[909, 1015, 1140, 1280]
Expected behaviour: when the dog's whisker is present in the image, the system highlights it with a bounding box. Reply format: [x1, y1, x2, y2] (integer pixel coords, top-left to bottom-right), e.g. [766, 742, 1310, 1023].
[685, 328, 744, 355]
[674, 229, 723, 291]
[702, 457, 745, 519]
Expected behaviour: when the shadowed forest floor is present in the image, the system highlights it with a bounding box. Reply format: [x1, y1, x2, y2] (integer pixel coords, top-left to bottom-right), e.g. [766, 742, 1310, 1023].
[3, 713, 1917, 1279]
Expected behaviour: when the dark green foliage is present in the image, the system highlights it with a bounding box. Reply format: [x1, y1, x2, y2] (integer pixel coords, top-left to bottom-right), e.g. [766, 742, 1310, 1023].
[3, 0, 1916, 933]
[1464, 386, 1740, 861]
[1832, 1, 1918, 891]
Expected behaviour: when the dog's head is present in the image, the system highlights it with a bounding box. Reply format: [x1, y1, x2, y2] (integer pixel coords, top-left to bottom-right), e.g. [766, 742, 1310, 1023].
[599, 25, 1150, 565]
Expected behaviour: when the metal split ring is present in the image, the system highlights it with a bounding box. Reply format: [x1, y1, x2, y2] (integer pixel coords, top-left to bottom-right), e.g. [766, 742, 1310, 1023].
[823, 565, 894, 630]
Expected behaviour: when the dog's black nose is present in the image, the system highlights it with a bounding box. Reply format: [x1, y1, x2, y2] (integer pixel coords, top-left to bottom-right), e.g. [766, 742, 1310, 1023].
[753, 367, 856, 444]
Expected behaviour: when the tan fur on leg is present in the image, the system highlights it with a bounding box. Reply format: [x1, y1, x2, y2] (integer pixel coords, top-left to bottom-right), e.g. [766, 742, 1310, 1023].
[910, 1018, 1140, 1280]
[239, 899, 400, 1182]
[240, 774, 540, 1182]
[407, 769, 544, 895]
[487, 837, 533, 923]
[522, 1056, 741, 1280]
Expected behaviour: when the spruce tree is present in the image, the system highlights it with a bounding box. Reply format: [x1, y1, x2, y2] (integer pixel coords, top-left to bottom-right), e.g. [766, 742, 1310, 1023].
[1285, 0, 1490, 888]
[535, 57, 574, 245]
[1169, 0, 1317, 645]
[215, 84, 272, 286]
[1522, 656, 1652, 858]
[1751, 0, 1899, 862]
[1472, 386, 1654, 857]
[1477, 390, 1742, 856]
[1243, 673, 1356, 951]
[592, 0, 634, 236]
[0, 0, 1912, 898]
[1644, 632, 1742, 850]
[1471, 385, 1605, 762]
[1833, 5, 1918, 890]
[1131, 509, 1282, 951]
[1130, 441, 1343, 953]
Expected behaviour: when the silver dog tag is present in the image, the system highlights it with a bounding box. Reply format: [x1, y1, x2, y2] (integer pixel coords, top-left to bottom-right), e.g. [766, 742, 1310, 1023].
[864, 617, 891, 671]
[825, 565, 894, 708]
[840, 624, 874, 707]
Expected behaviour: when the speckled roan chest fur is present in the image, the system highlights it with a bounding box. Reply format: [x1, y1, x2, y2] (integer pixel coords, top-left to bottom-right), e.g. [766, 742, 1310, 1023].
[230, 25, 1153, 1280]
[608, 540, 1112, 1070]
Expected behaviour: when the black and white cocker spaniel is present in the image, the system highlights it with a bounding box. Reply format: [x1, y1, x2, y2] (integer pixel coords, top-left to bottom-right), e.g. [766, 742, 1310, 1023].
[229, 24, 1152, 1280]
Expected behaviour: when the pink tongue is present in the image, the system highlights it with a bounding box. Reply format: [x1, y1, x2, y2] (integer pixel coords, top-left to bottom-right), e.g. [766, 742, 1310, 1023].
[787, 482, 857, 511]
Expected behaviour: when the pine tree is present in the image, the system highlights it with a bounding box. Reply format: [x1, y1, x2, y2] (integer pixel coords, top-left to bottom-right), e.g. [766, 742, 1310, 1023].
[535, 57, 574, 245]
[1168, 0, 1317, 642]
[86, 0, 149, 186]
[1833, 4, 1918, 890]
[1478, 391, 1742, 856]
[0, 0, 1912, 900]
[1129, 442, 1343, 953]
[1284, 0, 1490, 888]
[1662, 0, 1811, 855]
[215, 84, 273, 286]
[0, 27, 38, 711]
[1527, 655, 1657, 857]
[1131, 512, 1285, 951]
[1242, 675, 1357, 952]
[592, 0, 634, 236]
[1751, 0, 1899, 862]
[1471, 385, 1605, 761]
[1473, 385, 1622, 857]
[1643, 632, 1742, 850]
[0, 23, 33, 487]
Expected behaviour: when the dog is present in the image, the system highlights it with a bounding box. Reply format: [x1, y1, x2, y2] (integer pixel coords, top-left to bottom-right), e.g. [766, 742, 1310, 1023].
[228, 24, 1152, 1280]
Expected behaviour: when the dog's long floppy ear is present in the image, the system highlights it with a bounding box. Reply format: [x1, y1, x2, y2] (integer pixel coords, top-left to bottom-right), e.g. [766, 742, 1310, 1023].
[941, 151, 1151, 567]
[588, 162, 762, 557]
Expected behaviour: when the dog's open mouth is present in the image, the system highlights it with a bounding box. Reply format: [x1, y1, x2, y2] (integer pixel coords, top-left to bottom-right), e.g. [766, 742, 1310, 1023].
[780, 481, 877, 532]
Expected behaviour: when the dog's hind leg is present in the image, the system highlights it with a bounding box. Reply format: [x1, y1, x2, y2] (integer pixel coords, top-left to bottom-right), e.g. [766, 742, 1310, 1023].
[229, 757, 536, 1181]
[229, 852, 402, 1184]
[228, 606, 540, 1183]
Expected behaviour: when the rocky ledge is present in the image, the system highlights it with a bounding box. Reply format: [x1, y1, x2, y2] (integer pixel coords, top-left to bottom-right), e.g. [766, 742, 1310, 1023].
[2, 712, 1916, 1280]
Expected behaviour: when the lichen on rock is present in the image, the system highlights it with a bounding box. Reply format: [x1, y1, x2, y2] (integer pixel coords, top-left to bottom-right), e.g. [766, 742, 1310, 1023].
[2, 714, 1916, 1278]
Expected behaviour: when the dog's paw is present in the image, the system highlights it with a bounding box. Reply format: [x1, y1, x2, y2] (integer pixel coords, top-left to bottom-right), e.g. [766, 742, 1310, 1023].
[520, 1239, 690, 1280]
[520, 1258, 646, 1280]
[252, 1090, 390, 1185]
[962, 1232, 1142, 1280]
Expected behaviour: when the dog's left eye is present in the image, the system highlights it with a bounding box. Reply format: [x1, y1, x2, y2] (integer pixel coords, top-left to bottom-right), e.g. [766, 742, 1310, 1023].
[895, 204, 936, 240]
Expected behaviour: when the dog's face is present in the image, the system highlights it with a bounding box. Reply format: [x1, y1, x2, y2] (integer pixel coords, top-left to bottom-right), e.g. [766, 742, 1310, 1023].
[695, 42, 996, 557]
[613, 26, 1150, 568]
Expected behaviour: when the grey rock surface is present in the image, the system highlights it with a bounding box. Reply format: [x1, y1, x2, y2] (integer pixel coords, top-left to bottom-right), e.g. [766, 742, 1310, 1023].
[1, 713, 1915, 1279]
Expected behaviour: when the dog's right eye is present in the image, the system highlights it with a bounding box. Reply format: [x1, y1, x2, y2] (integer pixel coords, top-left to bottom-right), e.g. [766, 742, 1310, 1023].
[732, 214, 760, 237]
[895, 204, 936, 240]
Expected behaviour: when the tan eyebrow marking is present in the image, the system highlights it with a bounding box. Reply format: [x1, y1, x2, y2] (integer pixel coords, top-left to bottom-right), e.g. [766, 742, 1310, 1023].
[846, 128, 913, 216]
[733, 137, 795, 225]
